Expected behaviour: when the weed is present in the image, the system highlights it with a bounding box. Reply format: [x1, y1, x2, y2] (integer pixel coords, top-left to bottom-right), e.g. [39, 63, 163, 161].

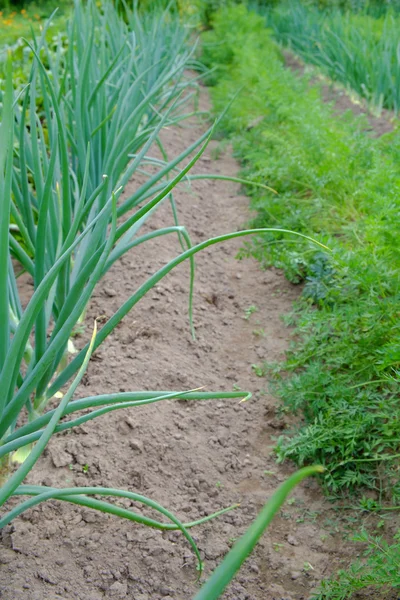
[251, 363, 266, 377]
[228, 536, 238, 544]
[244, 304, 258, 319]
[273, 542, 284, 551]
[252, 328, 266, 337]
[210, 139, 230, 160]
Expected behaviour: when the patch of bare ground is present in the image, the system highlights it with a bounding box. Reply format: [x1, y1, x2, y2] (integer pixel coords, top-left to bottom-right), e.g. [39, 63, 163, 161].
[0, 84, 376, 600]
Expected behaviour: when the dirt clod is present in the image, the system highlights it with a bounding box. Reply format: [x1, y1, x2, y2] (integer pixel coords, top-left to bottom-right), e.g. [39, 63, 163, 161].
[287, 535, 299, 546]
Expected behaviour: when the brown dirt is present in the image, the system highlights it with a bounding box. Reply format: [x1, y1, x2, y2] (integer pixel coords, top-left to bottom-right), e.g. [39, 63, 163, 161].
[283, 50, 396, 137]
[0, 87, 375, 600]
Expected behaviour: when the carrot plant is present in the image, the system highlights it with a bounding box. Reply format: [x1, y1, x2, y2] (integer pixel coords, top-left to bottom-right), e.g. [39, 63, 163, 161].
[313, 529, 400, 599]
[200, 6, 400, 596]
[201, 3, 400, 497]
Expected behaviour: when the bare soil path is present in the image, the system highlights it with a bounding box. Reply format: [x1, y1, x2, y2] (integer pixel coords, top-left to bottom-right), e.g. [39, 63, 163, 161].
[1, 86, 349, 600]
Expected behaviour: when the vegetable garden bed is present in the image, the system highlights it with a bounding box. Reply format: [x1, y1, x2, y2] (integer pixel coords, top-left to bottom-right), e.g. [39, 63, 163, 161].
[2, 1, 400, 598]
[0, 75, 351, 600]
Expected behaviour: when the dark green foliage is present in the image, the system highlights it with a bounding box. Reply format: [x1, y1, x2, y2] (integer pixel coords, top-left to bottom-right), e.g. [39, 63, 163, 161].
[0, 0, 68, 10]
[0, 0, 23, 7]
[253, 0, 400, 13]
[201, 4, 400, 498]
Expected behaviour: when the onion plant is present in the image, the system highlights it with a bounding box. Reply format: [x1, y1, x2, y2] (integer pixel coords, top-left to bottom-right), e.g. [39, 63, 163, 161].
[260, 0, 400, 113]
[8, 0, 210, 419]
[0, 0, 328, 580]
[0, 45, 247, 566]
[8, 0, 270, 415]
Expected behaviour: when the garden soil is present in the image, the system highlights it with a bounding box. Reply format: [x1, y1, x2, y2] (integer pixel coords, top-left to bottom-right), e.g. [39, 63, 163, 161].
[0, 85, 389, 600]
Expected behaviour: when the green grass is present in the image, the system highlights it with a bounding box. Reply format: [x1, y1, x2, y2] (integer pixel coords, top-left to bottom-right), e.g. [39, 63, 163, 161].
[201, 4, 400, 499]
[256, 0, 400, 113]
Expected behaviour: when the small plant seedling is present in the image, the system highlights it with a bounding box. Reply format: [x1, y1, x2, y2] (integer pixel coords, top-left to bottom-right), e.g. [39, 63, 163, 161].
[244, 305, 258, 320]
[359, 496, 379, 512]
[210, 139, 230, 160]
[324, 518, 341, 535]
[216, 481, 223, 489]
[251, 364, 266, 377]
[273, 542, 284, 552]
[228, 537, 238, 545]
[252, 328, 266, 337]
[280, 511, 292, 520]
[82, 464, 89, 474]
[296, 509, 320, 524]
[376, 520, 385, 529]
[232, 383, 241, 392]
[303, 562, 314, 572]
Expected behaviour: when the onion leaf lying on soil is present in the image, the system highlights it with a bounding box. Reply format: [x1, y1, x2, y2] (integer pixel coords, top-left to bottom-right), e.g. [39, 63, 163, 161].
[194, 466, 324, 599]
